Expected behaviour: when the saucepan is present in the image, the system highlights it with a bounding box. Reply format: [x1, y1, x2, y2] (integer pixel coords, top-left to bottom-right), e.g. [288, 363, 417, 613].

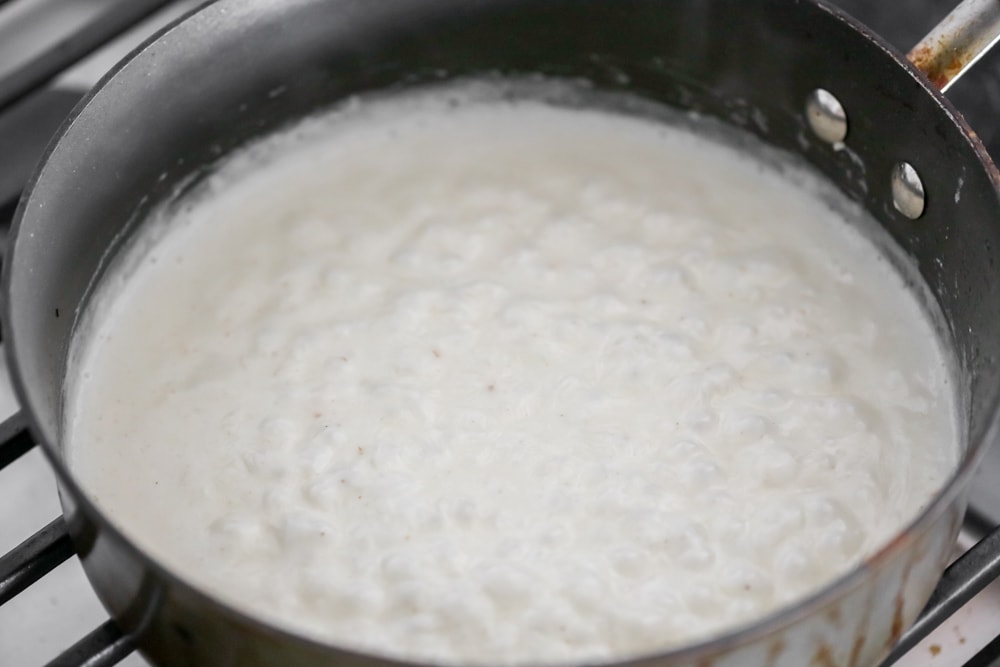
[4, 0, 1000, 665]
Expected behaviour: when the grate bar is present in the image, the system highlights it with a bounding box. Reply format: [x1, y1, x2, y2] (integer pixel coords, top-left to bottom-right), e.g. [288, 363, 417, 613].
[0, 0, 176, 114]
[967, 631, 1000, 667]
[883, 524, 1000, 664]
[0, 197, 16, 242]
[0, 410, 35, 471]
[965, 505, 1000, 541]
[0, 516, 74, 606]
[45, 620, 134, 667]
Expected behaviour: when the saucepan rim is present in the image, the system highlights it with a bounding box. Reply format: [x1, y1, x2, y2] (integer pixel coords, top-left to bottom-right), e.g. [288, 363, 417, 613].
[3, 0, 1000, 664]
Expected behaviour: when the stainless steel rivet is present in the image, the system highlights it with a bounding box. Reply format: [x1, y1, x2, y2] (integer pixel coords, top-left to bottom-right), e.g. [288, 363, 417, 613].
[891, 162, 926, 219]
[805, 89, 848, 144]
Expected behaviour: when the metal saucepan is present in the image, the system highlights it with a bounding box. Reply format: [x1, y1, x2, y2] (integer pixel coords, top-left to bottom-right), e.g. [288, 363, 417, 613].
[4, 0, 1000, 665]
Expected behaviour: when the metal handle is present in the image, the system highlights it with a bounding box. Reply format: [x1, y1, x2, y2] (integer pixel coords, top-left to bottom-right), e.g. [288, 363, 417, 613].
[909, 0, 1000, 92]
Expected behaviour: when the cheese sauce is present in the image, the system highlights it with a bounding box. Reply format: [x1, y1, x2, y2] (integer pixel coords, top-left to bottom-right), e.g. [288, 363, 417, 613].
[66, 88, 958, 665]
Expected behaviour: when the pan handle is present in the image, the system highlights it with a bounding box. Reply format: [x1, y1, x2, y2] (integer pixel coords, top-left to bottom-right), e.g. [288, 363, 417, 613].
[908, 0, 1000, 92]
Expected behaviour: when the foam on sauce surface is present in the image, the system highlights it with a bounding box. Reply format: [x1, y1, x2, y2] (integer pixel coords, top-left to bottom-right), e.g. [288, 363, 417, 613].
[66, 88, 958, 665]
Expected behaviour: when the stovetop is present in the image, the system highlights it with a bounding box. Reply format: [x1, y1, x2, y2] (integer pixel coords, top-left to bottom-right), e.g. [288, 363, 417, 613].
[0, 1, 999, 666]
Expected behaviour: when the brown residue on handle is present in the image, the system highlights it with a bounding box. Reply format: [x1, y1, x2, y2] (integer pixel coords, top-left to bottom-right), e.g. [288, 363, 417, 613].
[906, 0, 1000, 92]
[908, 40, 973, 90]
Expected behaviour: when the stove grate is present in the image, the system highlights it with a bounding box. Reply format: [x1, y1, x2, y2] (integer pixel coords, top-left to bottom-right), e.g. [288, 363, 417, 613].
[1, 1, 1000, 665]
[0, 0, 174, 115]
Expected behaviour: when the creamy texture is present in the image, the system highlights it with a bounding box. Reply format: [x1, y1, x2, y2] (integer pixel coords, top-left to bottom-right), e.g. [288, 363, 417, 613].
[67, 90, 958, 665]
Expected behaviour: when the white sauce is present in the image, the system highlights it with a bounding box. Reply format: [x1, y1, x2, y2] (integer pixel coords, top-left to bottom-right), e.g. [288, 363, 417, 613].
[66, 89, 958, 665]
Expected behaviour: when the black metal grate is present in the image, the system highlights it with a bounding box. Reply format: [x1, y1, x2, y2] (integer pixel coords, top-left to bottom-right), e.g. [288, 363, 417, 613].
[882, 518, 1000, 666]
[1, 1, 1000, 665]
[0, 0, 174, 115]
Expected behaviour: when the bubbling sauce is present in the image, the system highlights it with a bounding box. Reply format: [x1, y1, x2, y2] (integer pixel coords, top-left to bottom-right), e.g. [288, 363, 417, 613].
[66, 86, 958, 665]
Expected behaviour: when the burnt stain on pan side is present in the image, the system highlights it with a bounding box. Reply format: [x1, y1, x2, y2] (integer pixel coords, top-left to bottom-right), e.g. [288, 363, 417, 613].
[811, 642, 836, 667]
[890, 589, 907, 644]
[766, 638, 785, 664]
[848, 633, 867, 667]
[847, 586, 877, 667]
[888, 555, 918, 648]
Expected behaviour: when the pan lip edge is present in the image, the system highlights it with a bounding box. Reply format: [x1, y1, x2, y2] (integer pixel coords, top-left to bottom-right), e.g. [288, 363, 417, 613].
[2, 0, 998, 664]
